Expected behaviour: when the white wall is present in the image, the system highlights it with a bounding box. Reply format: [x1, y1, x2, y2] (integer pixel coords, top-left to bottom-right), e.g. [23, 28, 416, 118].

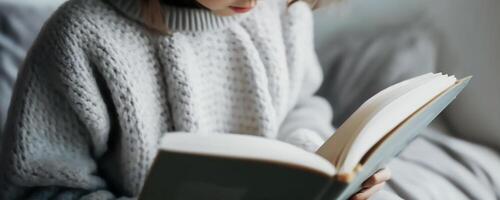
[314, 0, 424, 43]
[315, 0, 500, 148]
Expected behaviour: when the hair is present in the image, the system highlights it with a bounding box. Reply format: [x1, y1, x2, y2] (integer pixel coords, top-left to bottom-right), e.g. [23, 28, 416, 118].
[289, 0, 316, 8]
[140, 0, 342, 34]
[140, 0, 168, 34]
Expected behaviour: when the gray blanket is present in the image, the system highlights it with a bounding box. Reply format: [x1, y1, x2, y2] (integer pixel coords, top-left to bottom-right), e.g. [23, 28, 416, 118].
[372, 125, 500, 200]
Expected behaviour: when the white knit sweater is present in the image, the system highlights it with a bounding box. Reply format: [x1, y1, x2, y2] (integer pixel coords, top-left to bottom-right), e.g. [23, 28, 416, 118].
[0, 0, 334, 199]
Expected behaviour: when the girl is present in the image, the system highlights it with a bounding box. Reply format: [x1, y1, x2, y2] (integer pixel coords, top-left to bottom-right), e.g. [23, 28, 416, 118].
[0, 0, 390, 199]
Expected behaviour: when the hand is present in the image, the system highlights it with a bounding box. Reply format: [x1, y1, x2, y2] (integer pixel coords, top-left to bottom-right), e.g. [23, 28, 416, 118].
[350, 168, 391, 200]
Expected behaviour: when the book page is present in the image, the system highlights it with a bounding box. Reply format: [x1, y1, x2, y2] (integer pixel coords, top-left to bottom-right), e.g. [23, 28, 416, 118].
[316, 73, 457, 173]
[338, 74, 456, 172]
[316, 73, 438, 167]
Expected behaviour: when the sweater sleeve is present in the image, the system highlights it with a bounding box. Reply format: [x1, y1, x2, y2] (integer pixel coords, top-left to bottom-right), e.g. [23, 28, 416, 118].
[0, 17, 128, 200]
[277, 1, 335, 152]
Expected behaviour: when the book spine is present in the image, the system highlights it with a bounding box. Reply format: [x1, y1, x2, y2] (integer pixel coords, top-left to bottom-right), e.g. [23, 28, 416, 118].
[317, 178, 349, 200]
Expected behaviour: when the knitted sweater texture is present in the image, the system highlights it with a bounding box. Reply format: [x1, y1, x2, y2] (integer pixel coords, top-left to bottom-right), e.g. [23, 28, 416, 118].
[0, 0, 334, 199]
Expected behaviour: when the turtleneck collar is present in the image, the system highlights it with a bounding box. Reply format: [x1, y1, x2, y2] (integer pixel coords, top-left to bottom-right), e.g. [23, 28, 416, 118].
[105, 0, 250, 32]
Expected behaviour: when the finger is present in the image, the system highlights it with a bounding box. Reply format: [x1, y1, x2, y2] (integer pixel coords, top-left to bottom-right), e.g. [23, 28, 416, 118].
[350, 182, 386, 200]
[362, 168, 392, 188]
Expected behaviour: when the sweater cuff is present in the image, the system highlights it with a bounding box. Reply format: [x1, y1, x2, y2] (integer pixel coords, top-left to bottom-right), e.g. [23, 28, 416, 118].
[281, 128, 325, 152]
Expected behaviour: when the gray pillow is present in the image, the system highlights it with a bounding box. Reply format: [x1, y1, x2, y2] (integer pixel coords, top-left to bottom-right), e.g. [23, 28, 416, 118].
[0, 1, 61, 133]
[315, 20, 437, 126]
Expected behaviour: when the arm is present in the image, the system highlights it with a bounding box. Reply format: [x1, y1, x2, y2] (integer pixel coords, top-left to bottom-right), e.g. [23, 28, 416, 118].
[276, 1, 335, 152]
[0, 25, 128, 200]
[278, 96, 335, 152]
[276, 54, 335, 152]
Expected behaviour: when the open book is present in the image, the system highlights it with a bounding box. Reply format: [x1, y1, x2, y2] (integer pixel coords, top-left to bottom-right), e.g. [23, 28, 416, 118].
[139, 73, 471, 200]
